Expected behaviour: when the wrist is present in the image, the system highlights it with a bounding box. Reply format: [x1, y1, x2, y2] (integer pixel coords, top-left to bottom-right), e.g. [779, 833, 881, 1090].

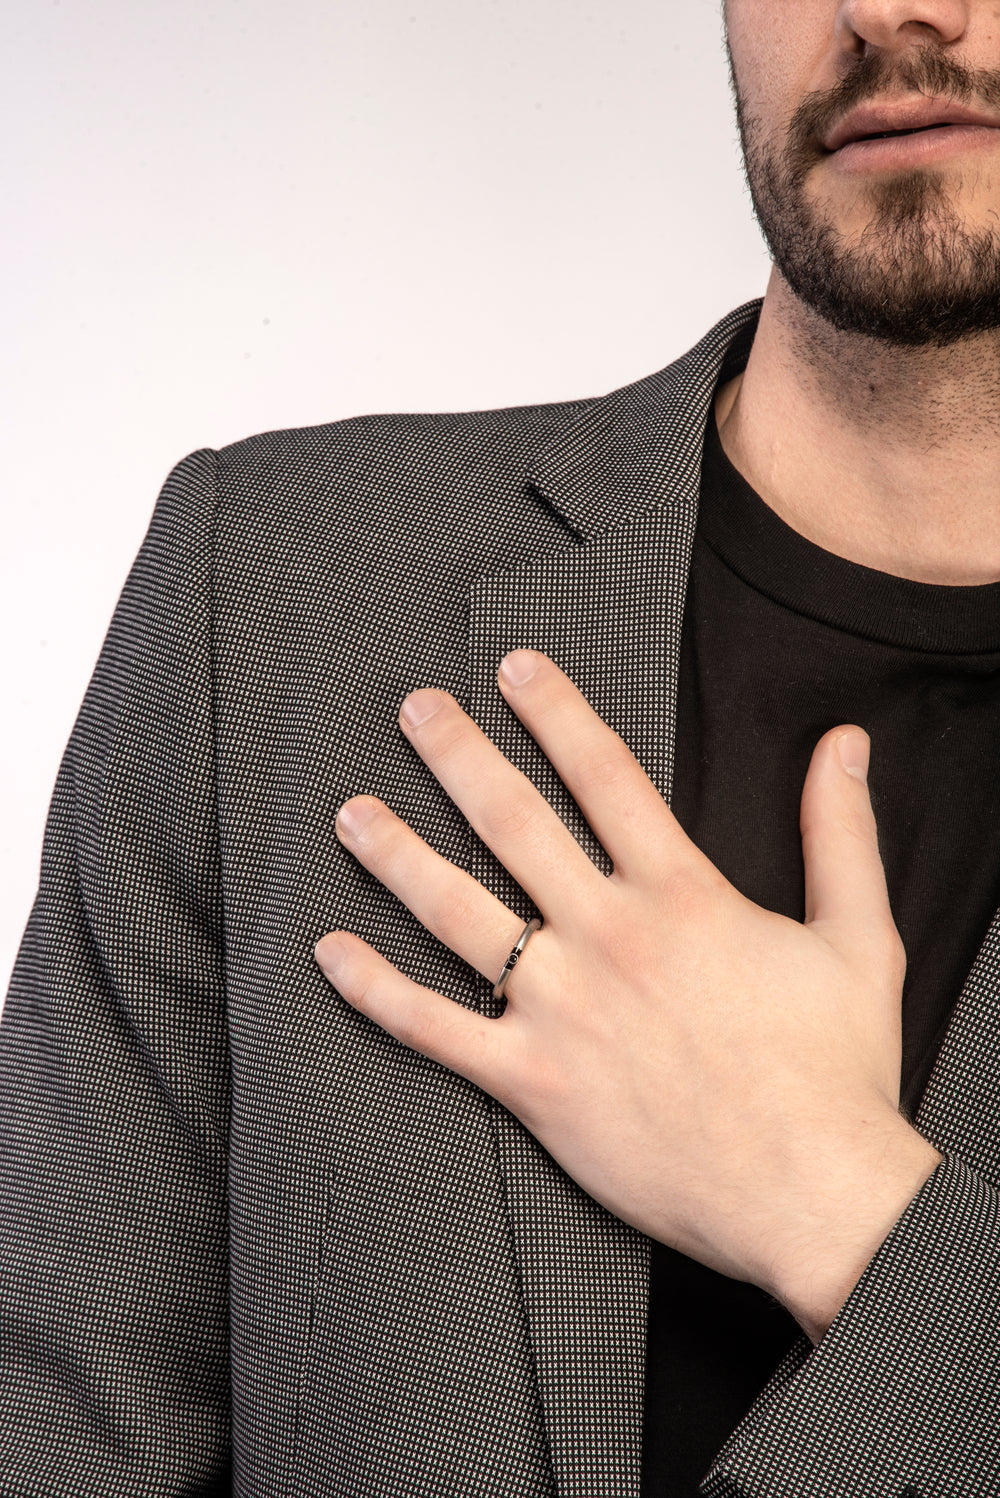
[774, 1125, 943, 1346]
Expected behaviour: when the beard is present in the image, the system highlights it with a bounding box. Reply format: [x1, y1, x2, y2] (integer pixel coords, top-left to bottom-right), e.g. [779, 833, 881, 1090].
[733, 46, 1000, 348]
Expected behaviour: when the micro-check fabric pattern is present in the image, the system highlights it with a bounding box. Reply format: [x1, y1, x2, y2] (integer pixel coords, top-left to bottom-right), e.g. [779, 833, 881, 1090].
[1, 300, 999, 1497]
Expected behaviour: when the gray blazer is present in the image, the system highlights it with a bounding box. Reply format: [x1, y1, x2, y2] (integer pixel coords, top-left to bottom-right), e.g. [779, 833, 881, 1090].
[2, 299, 999, 1497]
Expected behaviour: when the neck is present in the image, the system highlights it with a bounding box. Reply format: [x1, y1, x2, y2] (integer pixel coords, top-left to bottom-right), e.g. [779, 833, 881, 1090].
[716, 270, 1000, 585]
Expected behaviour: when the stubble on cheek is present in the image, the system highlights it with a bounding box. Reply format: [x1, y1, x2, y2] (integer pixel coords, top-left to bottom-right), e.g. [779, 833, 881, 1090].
[732, 48, 1000, 347]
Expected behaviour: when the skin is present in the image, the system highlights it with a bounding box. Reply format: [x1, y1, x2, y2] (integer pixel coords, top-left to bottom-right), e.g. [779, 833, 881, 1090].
[314, 0, 1000, 1344]
[317, 658, 941, 1345]
[719, 0, 1000, 584]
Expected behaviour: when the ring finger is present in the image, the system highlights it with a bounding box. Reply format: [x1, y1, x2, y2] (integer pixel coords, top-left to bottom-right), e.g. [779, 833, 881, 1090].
[336, 794, 539, 988]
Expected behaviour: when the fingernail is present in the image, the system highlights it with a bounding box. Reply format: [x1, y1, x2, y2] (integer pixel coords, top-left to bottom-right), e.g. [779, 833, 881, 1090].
[838, 729, 870, 783]
[315, 934, 347, 979]
[337, 799, 378, 839]
[499, 650, 539, 687]
[400, 689, 443, 728]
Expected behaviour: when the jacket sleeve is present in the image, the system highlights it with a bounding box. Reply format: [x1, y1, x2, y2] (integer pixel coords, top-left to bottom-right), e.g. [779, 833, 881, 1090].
[701, 1149, 1000, 1498]
[0, 449, 232, 1495]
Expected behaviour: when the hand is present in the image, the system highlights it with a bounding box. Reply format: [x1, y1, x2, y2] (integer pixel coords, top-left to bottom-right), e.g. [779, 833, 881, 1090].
[315, 650, 943, 1343]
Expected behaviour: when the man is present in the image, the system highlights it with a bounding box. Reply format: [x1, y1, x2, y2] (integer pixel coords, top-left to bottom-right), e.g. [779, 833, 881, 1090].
[2, 0, 999, 1493]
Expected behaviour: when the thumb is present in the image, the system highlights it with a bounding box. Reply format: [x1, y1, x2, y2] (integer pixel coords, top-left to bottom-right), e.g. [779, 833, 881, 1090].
[799, 726, 899, 952]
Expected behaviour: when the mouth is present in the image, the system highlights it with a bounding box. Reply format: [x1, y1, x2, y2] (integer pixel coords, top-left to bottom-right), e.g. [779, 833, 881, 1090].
[823, 99, 1000, 154]
[852, 122, 955, 142]
[815, 101, 1000, 177]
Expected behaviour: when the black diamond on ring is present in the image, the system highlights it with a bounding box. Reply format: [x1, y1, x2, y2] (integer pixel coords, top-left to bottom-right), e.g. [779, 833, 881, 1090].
[492, 918, 542, 1002]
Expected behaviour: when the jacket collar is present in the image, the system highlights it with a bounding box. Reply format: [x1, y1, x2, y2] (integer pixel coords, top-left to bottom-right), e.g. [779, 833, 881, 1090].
[527, 299, 762, 540]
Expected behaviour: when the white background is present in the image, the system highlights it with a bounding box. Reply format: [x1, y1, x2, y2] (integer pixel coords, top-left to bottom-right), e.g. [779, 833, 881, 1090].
[2, 0, 770, 998]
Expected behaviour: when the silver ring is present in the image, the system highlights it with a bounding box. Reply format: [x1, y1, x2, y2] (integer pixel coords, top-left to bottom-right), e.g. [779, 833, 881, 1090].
[493, 918, 542, 1001]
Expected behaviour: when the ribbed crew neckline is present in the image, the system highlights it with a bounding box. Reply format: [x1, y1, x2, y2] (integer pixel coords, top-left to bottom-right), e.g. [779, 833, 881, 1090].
[700, 410, 1000, 655]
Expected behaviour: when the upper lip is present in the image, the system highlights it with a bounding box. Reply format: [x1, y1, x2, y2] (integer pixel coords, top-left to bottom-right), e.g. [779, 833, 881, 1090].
[823, 97, 1000, 151]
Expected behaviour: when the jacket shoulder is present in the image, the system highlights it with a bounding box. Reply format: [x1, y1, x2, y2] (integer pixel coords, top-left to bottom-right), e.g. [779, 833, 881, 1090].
[209, 394, 605, 569]
[216, 394, 599, 494]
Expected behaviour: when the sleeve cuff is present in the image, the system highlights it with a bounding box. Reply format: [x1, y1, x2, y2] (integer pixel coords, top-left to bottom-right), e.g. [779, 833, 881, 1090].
[700, 1151, 1000, 1497]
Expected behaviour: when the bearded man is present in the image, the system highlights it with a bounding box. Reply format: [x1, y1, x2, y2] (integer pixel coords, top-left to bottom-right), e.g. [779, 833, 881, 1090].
[3, 2, 999, 1495]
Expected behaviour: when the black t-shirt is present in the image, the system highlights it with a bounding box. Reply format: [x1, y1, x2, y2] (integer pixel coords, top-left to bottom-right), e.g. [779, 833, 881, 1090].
[640, 409, 1000, 1497]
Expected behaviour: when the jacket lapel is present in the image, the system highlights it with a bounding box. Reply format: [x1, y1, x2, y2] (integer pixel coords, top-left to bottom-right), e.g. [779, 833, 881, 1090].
[465, 291, 1000, 1494]
[466, 302, 761, 1497]
[916, 908, 1000, 1187]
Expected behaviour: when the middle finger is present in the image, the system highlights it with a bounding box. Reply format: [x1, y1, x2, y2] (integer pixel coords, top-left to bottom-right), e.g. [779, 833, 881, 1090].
[399, 687, 605, 912]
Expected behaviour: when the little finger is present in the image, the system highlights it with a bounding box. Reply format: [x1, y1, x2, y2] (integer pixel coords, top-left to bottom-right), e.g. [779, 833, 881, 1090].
[314, 929, 512, 1093]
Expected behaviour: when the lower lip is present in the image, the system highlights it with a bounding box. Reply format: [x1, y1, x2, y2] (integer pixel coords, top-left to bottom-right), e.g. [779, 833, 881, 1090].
[828, 123, 1000, 173]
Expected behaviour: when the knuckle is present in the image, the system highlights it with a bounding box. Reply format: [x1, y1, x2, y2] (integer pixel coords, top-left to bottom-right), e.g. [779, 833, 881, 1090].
[478, 793, 538, 844]
[357, 825, 410, 892]
[568, 745, 628, 799]
[420, 715, 468, 763]
[368, 819, 441, 899]
[352, 964, 388, 1013]
[658, 864, 724, 923]
[838, 801, 877, 845]
[593, 917, 641, 974]
[424, 879, 481, 940]
[397, 1002, 439, 1057]
[510, 1045, 562, 1120]
[883, 925, 907, 983]
[858, 917, 906, 986]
